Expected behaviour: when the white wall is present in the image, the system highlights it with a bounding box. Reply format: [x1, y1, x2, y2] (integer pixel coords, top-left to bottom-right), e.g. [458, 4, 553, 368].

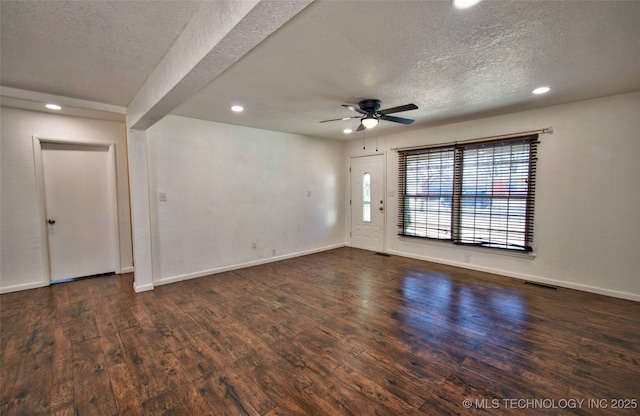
[345, 91, 640, 301]
[0, 107, 134, 293]
[4, 92, 637, 300]
[146, 115, 345, 284]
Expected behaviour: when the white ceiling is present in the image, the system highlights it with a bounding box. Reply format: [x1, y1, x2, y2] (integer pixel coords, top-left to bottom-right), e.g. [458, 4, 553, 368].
[2, 0, 640, 141]
[1, 0, 204, 106]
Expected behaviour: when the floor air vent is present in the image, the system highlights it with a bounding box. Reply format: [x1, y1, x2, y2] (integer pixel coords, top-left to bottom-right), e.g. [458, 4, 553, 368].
[375, 252, 391, 257]
[524, 281, 558, 290]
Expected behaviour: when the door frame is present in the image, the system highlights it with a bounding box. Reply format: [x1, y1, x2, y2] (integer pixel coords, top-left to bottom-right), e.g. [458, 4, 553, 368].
[32, 136, 121, 285]
[348, 152, 387, 252]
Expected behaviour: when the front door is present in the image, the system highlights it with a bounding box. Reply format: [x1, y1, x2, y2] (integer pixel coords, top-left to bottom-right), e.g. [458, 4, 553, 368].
[350, 154, 385, 252]
[41, 142, 119, 281]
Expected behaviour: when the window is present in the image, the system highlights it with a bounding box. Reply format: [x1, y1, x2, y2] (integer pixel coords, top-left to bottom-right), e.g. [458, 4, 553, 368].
[400, 146, 454, 239]
[363, 173, 371, 222]
[398, 135, 538, 252]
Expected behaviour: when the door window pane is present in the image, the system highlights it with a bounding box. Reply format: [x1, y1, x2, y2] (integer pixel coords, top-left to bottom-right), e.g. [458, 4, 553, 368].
[363, 173, 371, 222]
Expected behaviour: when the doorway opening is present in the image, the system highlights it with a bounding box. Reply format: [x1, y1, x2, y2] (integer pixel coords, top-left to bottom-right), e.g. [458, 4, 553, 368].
[350, 154, 385, 252]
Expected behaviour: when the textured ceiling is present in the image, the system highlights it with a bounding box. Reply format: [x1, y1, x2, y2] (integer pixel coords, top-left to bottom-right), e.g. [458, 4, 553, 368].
[0, 0, 203, 106]
[2, 0, 640, 140]
[173, 0, 640, 139]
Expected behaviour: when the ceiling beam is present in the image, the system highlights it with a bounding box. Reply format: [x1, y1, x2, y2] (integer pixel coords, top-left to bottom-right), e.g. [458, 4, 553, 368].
[127, 0, 314, 130]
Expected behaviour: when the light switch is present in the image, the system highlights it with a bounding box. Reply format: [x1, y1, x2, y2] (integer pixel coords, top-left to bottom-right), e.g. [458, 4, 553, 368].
[159, 192, 167, 202]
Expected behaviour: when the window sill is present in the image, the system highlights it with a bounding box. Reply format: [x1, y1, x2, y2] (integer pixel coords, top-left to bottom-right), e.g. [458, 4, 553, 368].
[398, 235, 537, 259]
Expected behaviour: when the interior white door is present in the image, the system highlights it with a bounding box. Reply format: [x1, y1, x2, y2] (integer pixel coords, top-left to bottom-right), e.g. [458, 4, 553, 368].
[41, 143, 118, 281]
[351, 154, 385, 252]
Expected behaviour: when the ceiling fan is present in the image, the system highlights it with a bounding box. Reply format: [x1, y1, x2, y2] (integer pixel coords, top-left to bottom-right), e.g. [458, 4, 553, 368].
[320, 99, 418, 131]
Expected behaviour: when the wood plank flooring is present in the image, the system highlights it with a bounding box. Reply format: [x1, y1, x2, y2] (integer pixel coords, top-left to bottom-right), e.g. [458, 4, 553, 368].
[1, 247, 639, 415]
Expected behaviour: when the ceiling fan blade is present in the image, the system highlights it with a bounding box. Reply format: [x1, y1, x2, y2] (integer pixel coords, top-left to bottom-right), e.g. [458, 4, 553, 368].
[356, 122, 366, 132]
[380, 115, 415, 125]
[379, 103, 418, 115]
[342, 104, 367, 115]
[319, 116, 360, 123]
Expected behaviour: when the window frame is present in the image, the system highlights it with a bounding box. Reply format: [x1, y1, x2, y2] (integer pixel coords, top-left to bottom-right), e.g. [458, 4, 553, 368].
[398, 134, 539, 252]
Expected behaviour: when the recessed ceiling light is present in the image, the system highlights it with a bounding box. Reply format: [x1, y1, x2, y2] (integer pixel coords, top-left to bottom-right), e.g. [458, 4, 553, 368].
[45, 103, 62, 110]
[532, 86, 551, 95]
[230, 105, 244, 112]
[343, 128, 353, 134]
[452, 0, 482, 9]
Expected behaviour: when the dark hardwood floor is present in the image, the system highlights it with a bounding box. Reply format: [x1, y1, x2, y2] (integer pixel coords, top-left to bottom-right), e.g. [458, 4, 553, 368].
[1, 247, 639, 415]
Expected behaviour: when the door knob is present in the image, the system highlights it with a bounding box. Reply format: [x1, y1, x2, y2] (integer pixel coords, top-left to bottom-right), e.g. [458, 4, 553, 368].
[48, 219, 56, 224]
[379, 207, 384, 211]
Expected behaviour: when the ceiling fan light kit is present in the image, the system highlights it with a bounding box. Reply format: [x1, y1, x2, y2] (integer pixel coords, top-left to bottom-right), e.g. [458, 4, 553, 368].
[362, 117, 379, 129]
[320, 99, 418, 132]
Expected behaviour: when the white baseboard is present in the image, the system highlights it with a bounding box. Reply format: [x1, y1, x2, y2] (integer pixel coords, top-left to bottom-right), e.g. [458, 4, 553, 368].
[133, 281, 154, 293]
[119, 266, 134, 274]
[153, 243, 347, 287]
[386, 249, 640, 302]
[0, 279, 48, 294]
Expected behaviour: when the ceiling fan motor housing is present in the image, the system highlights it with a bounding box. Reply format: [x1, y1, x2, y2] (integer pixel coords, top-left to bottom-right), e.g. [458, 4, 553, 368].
[359, 99, 382, 113]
